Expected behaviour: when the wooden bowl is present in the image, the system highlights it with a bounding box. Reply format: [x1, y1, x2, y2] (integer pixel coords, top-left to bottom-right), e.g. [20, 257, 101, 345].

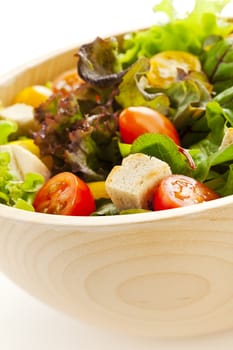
[1, 44, 233, 338]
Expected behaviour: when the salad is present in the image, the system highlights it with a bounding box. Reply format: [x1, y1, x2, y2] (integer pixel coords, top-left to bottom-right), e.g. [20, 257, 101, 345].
[1, 0, 233, 216]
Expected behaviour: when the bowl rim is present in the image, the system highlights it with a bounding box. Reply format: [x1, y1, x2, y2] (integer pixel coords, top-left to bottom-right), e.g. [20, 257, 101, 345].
[0, 194, 232, 227]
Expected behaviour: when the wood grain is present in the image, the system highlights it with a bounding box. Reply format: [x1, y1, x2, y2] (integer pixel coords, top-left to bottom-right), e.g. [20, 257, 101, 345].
[1, 44, 233, 337]
[0, 198, 233, 337]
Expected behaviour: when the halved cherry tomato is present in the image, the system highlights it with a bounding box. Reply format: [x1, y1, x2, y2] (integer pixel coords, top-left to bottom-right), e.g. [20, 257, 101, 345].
[118, 106, 180, 145]
[147, 51, 201, 88]
[33, 172, 96, 216]
[153, 174, 219, 211]
[52, 68, 84, 95]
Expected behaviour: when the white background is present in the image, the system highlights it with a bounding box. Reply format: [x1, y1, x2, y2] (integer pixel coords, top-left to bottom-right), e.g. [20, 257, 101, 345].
[1, 0, 233, 349]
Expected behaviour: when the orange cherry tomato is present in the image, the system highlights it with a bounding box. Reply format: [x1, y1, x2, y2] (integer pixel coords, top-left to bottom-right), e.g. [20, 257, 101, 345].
[153, 174, 220, 211]
[118, 106, 180, 145]
[52, 68, 84, 95]
[33, 172, 96, 216]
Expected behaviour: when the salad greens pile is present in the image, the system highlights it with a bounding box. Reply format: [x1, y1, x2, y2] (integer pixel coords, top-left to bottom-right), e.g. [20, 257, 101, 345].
[0, 120, 44, 211]
[2, 0, 233, 212]
[119, 0, 232, 66]
[33, 90, 121, 181]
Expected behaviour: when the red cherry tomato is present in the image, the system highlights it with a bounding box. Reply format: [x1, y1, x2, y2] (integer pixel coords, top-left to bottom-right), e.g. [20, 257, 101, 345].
[52, 68, 84, 96]
[118, 106, 180, 145]
[153, 174, 220, 211]
[33, 172, 96, 216]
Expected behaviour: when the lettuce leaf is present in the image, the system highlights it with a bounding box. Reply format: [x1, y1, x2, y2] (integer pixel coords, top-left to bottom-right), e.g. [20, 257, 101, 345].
[0, 120, 18, 144]
[217, 164, 233, 196]
[130, 133, 194, 176]
[115, 57, 170, 113]
[77, 37, 126, 88]
[213, 85, 233, 125]
[202, 36, 233, 93]
[91, 198, 119, 216]
[165, 78, 211, 130]
[190, 101, 231, 183]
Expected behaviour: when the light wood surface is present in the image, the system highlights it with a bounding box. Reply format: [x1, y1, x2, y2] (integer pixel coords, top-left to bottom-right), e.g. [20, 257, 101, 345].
[1, 44, 233, 338]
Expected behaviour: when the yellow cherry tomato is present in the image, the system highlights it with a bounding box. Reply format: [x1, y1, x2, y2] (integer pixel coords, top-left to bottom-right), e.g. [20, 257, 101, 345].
[87, 181, 109, 200]
[14, 85, 52, 108]
[147, 51, 201, 88]
[9, 138, 53, 169]
[9, 139, 40, 156]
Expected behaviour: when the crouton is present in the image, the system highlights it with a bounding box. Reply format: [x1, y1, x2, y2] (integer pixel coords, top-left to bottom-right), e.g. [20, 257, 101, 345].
[105, 153, 171, 210]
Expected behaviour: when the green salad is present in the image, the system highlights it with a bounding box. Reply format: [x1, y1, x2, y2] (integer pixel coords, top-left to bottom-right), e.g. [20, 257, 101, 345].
[1, 0, 233, 216]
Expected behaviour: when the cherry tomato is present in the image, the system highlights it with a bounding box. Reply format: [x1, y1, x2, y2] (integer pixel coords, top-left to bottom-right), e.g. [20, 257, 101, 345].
[153, 174, 219, 211]
[52, 68, 84, 95]
[14, 85, 52, 107]
[147, 51, 201, 88]
[33, 172, 96, 216]
[118, 106, 180, 145]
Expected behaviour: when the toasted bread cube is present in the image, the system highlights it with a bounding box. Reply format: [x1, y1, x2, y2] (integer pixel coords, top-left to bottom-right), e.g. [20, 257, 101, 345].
[105, 153, 171, 210]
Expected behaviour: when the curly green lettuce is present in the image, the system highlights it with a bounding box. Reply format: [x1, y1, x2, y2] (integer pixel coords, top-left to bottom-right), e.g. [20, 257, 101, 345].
[118, 0, 233, 68]
[0, 151, 44, 211]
